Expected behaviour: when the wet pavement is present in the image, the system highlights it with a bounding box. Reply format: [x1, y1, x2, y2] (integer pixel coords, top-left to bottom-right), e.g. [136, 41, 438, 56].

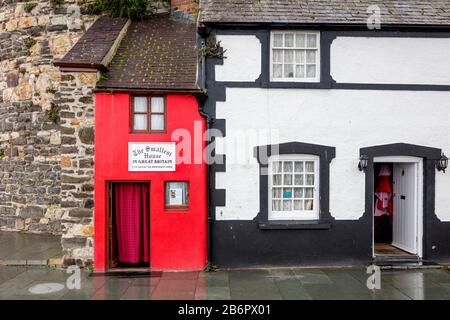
[0, 266, 449, 300]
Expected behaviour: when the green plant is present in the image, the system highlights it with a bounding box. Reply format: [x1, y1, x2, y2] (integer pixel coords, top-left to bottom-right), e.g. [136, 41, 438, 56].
[98, 71, 109, 83]
[85, 263, 94, 273]
[0, 149, 5, 160]
[24, 37, 37, 49]
[87, 0, 149, 20]
[45, 104, 60, 124]
[46, 87, 57, 94]
[204, 262, 218, 272]
[50, 0, 65, 7]
[199, 35, 226, 60]
[24, 2, 37, 13]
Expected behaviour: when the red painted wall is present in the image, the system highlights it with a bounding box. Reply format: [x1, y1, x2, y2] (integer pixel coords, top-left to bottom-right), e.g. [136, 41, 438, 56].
[94, 93, 207, 271]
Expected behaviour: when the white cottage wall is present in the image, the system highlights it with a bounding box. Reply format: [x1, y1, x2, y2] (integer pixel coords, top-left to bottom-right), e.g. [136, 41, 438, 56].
[330, 37, 450, 85]
[215, 88, 450, 222]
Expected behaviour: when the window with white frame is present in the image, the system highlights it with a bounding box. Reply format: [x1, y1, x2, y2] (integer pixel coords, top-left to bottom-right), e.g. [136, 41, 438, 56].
[269, 155, 320, 220]
[271, 31, 320, 82]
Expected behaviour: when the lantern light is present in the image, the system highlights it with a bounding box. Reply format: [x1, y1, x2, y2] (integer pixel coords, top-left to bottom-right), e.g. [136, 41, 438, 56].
[437, 153, 448, 173]
[358, 155, 369, 172]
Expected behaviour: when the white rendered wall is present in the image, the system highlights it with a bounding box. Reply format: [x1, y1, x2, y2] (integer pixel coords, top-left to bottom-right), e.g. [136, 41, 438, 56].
[215, 35, 261, 82]
[330, 37, 450, 85]
[215, 88, 450, 222]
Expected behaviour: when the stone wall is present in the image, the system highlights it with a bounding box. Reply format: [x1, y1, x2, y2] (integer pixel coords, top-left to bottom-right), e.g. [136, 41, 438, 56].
[0, 0, 97, 265]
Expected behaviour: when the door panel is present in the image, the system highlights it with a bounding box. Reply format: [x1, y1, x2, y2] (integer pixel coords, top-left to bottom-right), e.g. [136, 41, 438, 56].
[392, 163, 417, 254]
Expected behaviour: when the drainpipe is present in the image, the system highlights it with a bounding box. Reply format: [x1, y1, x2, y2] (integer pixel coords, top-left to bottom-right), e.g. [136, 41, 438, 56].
[197, 35, 214, 269]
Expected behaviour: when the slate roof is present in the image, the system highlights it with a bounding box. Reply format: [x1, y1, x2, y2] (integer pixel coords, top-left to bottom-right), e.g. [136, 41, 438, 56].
[96, 14, 199, 90]
[54, 16, 129, 70]
[199, 0, 450, 26]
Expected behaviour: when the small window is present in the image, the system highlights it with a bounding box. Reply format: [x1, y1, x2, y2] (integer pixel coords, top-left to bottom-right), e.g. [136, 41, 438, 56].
[131, 96, 166, 133]
[269, 155, 319, 220]
[165, 182, 189, 210]
[271, 31, 320, 82]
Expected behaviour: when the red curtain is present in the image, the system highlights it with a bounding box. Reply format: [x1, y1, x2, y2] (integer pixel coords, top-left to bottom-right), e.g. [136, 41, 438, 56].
[115, 183, 149, 264]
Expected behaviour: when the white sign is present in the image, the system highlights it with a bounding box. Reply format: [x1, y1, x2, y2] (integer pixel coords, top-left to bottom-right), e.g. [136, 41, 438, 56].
[169, 188, 183, 205]
[128, 142, 176, 172]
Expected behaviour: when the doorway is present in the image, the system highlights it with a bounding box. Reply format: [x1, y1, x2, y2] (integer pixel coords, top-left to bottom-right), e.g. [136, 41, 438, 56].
[373, 156, 423, 259]
[107, 182, 150, 270]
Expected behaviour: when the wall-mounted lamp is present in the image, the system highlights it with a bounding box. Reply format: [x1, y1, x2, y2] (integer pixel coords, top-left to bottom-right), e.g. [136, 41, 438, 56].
[437, 153, 448, 173]
[358, 155, 369, 172]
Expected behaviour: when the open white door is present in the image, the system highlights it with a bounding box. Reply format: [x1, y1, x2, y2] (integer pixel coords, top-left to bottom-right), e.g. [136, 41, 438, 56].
[392, 163, 418, 254]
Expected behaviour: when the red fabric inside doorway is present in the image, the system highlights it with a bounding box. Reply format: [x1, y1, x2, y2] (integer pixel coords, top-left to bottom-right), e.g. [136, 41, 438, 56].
[115, 183, 149, 264]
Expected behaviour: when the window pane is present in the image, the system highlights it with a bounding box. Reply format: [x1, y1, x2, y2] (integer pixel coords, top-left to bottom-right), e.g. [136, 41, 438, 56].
[306, 34, 317, 48]
[284, 34, 294, 47]
[295, 33, 305, 47]
[294, 188, 303, 198]
[133, 114, 147, 130]
[283, 188, 293, 198]
[151, 114, 164, 131]
[306, 51, 316, 63]
[294, 174, 304, 185]
[272, 187, 282, 198]
[295, 50, 305, 63]
[305, 161, 315, 172]
[272, 161, 282, 173]
[283, 174, 292, 185]
[305, 200, 314, 210]
[165, 182, 188, 206]
[273, 49, 283, 63]
[273, 174, 282, 185]
[283, 200, 292, 211]
[306, 174, 315, 185]
[283, 161, 293, 172]
[284, 64, 294, 78]
[273, 64, 282, 78]
[284, 50, 294, 63]
[273, 34, 283, 47]
[294, 200, 303, 210]
[306, 64, 316, 78]
[272, 200, 281, 211]
[151, 97, 164, 113]
[294, 161, 304, 172]
[295, 65, 305, 78]
[305, 188, 314, 198]
[134, 97, 147, 112]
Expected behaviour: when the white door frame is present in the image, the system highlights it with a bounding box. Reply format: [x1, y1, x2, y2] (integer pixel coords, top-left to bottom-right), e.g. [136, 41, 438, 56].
[373, 156, 423, 258]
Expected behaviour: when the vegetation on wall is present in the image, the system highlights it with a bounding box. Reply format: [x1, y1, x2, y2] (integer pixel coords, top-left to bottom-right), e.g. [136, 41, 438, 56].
[199, 35, 226, 60]
[24, 2, 38, 13]
[87, 0, 159, 20]
[45, 104, 60, 124]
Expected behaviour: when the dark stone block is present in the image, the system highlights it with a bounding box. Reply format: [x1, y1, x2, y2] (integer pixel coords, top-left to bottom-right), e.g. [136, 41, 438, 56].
[19, 206, 44, 218]
[84, 199, 94, 209]
[61, 136, 77, 145]
[78, 127, 94, 145]
[6, 72, 18, 87]
[47, 25, 68, 32]
[69, 208, 92, 218]
[62, 237, 87, 250]
[79, 96, 93, 104]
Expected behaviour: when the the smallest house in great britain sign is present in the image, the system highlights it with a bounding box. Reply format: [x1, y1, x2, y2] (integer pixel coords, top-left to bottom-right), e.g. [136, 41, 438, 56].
[128, 142, 176, 172]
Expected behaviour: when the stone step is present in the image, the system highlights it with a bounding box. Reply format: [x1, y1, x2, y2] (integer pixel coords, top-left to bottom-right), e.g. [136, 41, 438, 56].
[0, 257, 63, 267]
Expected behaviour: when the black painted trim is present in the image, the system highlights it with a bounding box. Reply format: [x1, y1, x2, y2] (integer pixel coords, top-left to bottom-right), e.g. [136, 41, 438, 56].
[359, 143, 450, 261]
[254, 141, 336, 224]
[258, 220, 332, 230]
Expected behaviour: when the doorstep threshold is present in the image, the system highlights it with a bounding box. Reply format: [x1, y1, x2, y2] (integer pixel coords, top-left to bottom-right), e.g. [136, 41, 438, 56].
[91, 269, 162, 277]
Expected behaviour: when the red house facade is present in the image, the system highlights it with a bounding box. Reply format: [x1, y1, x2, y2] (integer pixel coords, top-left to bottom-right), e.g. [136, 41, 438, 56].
[93, 93, 206, 272]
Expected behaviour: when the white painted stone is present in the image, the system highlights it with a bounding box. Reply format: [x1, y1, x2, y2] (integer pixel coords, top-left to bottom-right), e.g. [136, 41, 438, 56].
[215, 88, 450, 222]
[331, 37, 450, 85]
[215, 35, 261, 82]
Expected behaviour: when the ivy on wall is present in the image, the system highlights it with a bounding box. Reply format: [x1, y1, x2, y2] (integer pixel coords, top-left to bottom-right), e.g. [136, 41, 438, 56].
[87, 0, 168, 20]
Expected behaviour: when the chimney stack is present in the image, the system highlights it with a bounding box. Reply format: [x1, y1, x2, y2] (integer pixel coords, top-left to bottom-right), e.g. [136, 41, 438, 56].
[171, 0, 198, 20]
